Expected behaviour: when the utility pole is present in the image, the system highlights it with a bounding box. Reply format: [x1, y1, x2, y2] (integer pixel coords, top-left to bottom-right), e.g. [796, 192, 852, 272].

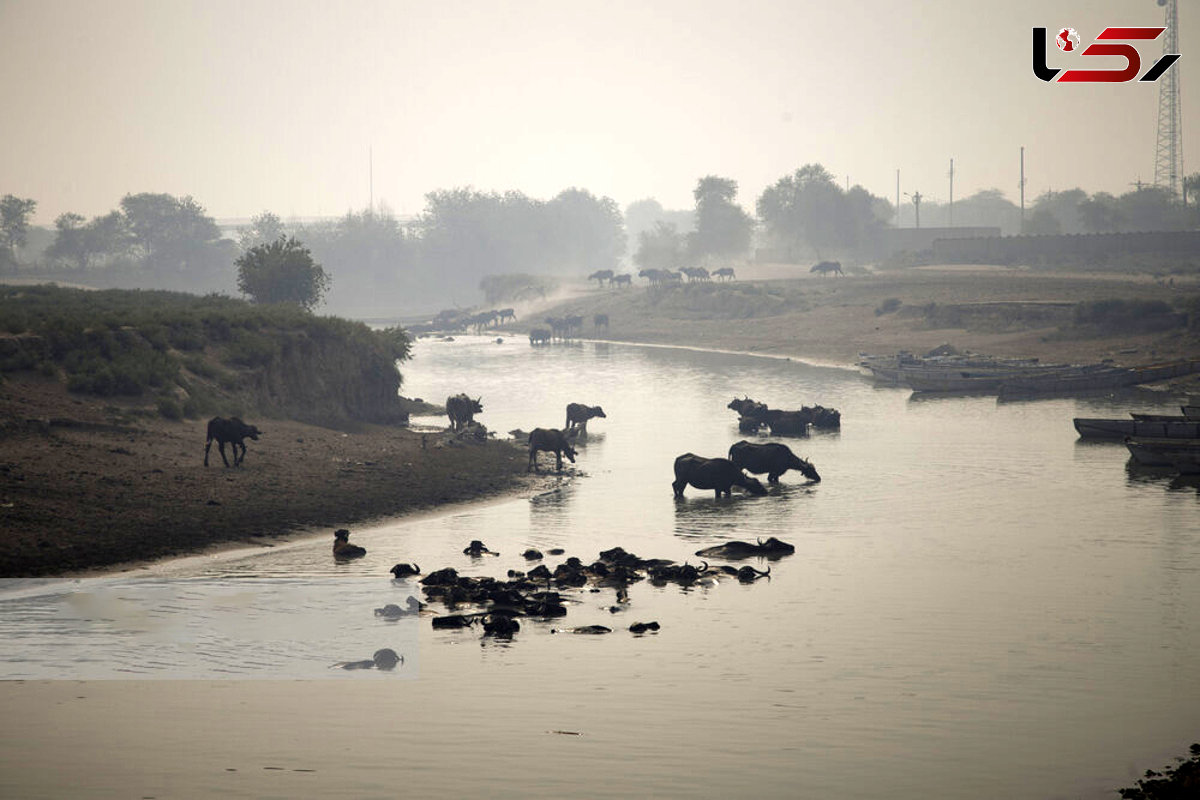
[369, 145, 374, 215]
[895, 169, 900, 228]
[905, 191, 923, 229]
[948, 158, 954, 227]
[1019, 146, 1026, 231]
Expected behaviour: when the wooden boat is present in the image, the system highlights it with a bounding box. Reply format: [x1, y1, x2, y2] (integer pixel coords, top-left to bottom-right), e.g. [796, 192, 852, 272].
[1125, 437, 1200, 472]
[1074, 419, 1200, 440]
[998, 360, 1200, 399]
[1130, 406, 1200, 422]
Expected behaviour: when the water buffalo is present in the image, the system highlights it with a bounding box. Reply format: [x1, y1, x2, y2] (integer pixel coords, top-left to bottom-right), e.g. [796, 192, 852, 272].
[588, 269, 614, 288]
[672, 453, 768, 499]
[389, 563, 420, 578]
[713, 267, 735, 281]
[446, 393, 483, 431]
[529, 328, 551, 345]
[811, 260, 843, 276]
[333, 528, 366, 559]
[528, 428, 578, 472]
[694, 537, 796, 560]
[203, 416, 261, 467]
[593, 313, 609, 329]
[612, 273, 633, 287]
[565, 403, 606, 433]
[728, 441, 820, 484]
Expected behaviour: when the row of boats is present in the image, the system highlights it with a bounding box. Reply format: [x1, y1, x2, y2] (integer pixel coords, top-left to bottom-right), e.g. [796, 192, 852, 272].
[859, 351, 1200, 398]
[1073, 405, 1200, 474]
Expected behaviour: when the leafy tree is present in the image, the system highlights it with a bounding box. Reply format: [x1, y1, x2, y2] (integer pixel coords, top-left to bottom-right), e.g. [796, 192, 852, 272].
[624, 198, 693, 256]
[300, 208, 421, 317]
[1184, 173, 1200, 209]
[119, 192, 223, 272]
[1079, 191, 1122, 232]
[634, 221, 686, 271]
[0, 194, 37, 262]
[544, 188, 626, 273]
[757, 164, 886, 258]
[236, 236, 330, 311]
[689, 175, 753, 264]
[237, 211, 287, 251]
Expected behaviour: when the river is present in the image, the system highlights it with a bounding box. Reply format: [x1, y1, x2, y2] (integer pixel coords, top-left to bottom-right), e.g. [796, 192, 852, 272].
[1, 335, 1198, 799]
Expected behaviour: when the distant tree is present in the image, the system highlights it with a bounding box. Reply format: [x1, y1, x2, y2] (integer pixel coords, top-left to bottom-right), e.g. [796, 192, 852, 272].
[624, 198, 694, 257]
[44, 211, 131, 272]
[119, 192, 223, 272]
[237, 211, 286, 251]
[688, 175, 753, 264]
[1184, 173, 1200, 209]
[757, 164, 886, 258]
[0, 194, 37, 262]
[544, 187, 626, 273]
[1079, 192, 1122, 232]
[236, 236, 330, 311]
[633, 221, 686, 271]
[1023, 207, 1062, 236]
[1029, 189, 1087, 234]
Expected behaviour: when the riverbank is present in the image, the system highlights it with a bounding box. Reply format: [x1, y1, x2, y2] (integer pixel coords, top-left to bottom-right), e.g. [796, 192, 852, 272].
[0, 375, 532, 577]
[524, 264, 1200, 374]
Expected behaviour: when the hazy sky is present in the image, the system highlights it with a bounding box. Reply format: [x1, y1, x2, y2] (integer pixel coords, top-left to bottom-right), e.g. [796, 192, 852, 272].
[2, 0, 1196, 226]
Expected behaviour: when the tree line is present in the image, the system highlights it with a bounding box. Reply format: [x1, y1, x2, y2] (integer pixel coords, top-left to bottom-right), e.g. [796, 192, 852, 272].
[3, 168, 1198, 313]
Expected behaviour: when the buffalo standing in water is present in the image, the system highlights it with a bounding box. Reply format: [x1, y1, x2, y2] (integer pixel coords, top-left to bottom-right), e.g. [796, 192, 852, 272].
[672, 453, 767, 499]
[203, 416, 261, 467]
[727, 441, 820, 484]
[528, 428, 577, 472]
[445, 393, 483, 431]
[565, 403, 606, 433]
[810, 260, 843, 276]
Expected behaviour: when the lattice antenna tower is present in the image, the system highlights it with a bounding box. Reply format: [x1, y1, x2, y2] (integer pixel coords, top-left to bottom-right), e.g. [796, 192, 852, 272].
[1153, 0, 1182, 199]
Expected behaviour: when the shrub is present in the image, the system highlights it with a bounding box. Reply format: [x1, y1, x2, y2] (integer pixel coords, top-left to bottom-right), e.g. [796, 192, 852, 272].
[157, 396, 183, 420]
[875, 297, 902, 316]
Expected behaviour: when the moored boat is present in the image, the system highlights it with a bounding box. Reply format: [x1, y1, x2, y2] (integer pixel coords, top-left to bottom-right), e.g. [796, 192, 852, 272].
[1074, 419, 1200, 440]
[1124, 436, 1200, 472]
[998, 360, 1200, 400]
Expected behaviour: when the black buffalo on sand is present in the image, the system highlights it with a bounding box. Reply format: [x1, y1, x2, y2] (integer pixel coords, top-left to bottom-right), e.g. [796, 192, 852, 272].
[203, 416, 260, 467]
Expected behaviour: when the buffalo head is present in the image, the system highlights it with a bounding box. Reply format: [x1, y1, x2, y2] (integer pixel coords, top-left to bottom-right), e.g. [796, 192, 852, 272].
[795, 456, 821, 482]
[739, 475, 768, 496]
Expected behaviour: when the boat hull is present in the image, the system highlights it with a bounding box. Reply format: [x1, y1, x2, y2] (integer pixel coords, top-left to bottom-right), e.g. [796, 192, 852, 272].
[1125, 437, 1200, 471]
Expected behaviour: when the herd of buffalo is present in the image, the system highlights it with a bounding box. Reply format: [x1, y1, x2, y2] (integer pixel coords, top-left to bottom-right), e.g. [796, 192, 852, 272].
[323, 388, 832, 648]
[202, 373, 837, 654]
[331, 525, 801, 650]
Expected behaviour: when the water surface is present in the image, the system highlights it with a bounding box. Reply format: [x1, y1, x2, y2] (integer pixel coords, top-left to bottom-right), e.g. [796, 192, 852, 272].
[3, 336, 1197, 798]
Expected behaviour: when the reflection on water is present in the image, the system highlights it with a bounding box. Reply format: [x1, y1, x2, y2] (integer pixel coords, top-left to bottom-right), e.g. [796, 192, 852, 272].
[5, 336, 1199, 798]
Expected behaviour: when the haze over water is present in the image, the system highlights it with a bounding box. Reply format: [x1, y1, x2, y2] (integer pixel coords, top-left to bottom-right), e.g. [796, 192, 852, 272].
[2, 337, 1197, 798]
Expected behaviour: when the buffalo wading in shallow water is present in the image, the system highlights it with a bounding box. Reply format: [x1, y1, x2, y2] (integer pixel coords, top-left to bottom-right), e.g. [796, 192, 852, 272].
[727, 441, 820, 484]
[203, 416, 260, 467]
[445, 393, 483, 431]
[528, 428, 577, 472]
[333, 528, 366, 559]
[565, 403, 606, 433]
[672, 453, 768, 499]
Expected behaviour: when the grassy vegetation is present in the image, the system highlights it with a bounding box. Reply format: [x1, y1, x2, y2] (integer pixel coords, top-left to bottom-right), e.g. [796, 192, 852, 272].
[0, 285, 412, 420]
